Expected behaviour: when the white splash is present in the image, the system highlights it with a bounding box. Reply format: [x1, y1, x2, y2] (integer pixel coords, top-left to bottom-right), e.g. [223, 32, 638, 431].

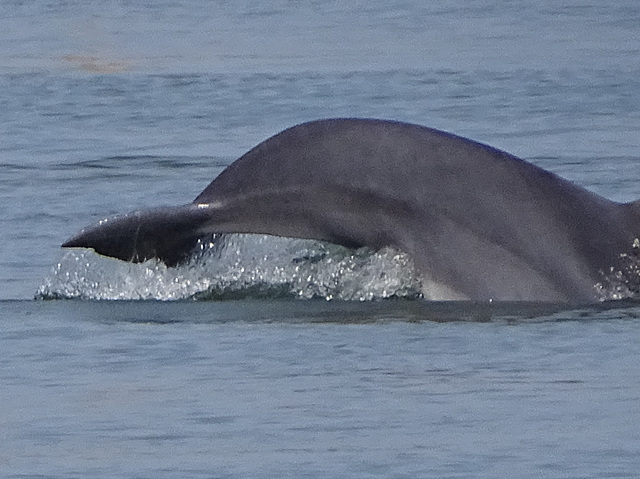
[36, 234, 423, 301]
[594, 238, 640, 301]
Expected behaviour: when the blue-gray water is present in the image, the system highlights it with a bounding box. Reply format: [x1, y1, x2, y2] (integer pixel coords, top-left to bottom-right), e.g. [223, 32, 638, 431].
[2, 1, 640, 477]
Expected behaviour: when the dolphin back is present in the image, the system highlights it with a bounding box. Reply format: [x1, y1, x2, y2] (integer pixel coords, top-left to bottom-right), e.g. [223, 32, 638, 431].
[192, 119, 632, 300]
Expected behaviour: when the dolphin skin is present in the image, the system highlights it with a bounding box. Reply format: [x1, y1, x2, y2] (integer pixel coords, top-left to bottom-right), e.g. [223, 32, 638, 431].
[63, 118, 640, 302]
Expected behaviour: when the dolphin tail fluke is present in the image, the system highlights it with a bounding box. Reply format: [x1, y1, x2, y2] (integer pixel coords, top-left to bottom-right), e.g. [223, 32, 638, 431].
[62, 205, 212, 266]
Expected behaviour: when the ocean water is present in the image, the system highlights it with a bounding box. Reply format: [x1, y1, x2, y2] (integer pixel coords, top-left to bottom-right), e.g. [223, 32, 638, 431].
[2, 0, 640, 477]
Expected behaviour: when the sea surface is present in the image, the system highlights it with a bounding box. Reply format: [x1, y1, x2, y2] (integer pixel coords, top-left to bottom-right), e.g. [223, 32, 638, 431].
[1, 0, 640, 477]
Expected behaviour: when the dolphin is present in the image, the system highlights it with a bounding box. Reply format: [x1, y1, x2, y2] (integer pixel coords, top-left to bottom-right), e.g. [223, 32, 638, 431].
[62, 118, 640, 302]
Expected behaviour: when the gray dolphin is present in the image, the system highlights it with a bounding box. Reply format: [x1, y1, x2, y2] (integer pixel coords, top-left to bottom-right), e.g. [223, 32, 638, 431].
[62, 118, 640, 302]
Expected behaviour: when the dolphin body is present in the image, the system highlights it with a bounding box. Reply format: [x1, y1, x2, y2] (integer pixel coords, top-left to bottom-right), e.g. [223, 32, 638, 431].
[63, 118, 640, 302]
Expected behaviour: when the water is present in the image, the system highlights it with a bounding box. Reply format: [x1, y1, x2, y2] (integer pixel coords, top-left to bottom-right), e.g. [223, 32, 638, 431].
[3, 300, 640, 478]
[2, 0, 640, 477]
